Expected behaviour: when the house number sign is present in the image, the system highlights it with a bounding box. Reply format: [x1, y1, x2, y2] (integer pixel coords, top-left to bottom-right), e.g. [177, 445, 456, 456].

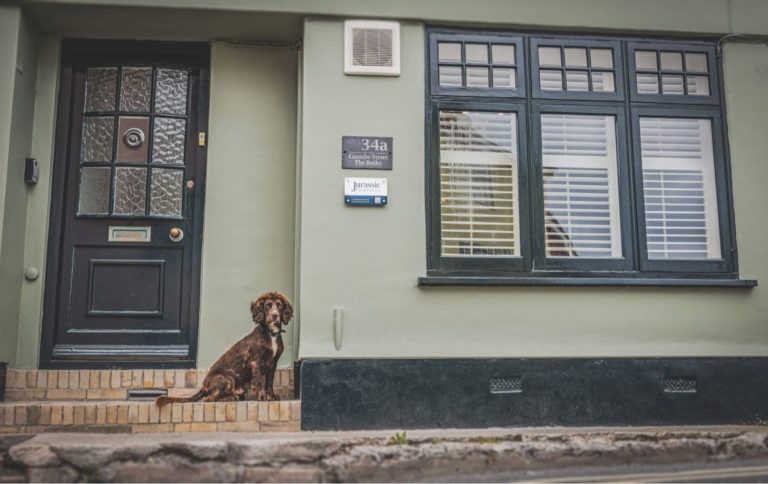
[342, 136, 393, 170]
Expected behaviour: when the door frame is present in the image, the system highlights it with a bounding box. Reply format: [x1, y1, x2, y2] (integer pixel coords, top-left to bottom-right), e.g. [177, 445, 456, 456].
[40, 39, 210, 369]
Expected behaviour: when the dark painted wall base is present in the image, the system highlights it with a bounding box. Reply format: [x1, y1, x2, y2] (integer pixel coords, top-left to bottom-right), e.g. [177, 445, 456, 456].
[0, 362, 6, 401]
[300, 358, 768, 430]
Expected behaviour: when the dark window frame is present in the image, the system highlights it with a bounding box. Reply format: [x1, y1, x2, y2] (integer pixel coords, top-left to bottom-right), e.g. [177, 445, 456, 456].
[530, 37, 625, 101]
[627, 41, 720, 105]
[425, 28, 744, 283]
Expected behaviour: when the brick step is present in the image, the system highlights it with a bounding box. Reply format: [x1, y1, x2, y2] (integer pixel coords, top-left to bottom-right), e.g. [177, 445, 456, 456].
[0, 399, 300, 434]
[4, 368, 294, 401]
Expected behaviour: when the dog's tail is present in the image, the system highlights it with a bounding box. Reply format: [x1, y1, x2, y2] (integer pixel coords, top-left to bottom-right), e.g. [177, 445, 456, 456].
[156, 388, 206, 407]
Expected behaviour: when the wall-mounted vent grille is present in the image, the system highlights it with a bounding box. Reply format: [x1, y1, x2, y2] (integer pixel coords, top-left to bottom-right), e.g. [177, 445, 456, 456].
[490, 377, 522, 394]
[344, 20, 400, 76]
[664, 377, 697, 393]
[127, 388, 168, 400]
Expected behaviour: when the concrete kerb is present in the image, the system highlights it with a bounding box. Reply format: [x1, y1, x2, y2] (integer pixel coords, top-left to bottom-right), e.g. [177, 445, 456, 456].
[1, 426, 768, 482]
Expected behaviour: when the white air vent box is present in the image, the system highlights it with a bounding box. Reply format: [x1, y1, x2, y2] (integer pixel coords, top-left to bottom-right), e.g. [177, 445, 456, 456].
[344, 20, 400, 76]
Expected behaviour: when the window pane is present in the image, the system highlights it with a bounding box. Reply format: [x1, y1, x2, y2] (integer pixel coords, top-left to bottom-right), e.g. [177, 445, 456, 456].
[491, 44, 515, 65]
[465, 44, 488, 64]
[119, 67, 152, 112]
[590, 49, 613, 68]
[640, 118, 721, 259]
[591, 71, 615, 92]
[439, 66, 462, 87]
[541, 114, 622, 258]
[564, 48, 587, 67]
[154, 68, 188, 115]
[439, 111, 519, 257]
[84, 67, 117, 112]
[540, 69, 563, 91]
[660, 52, 683, 71]
[661, 74, 685, 94]
[438, 43, 462, 63]
[565, 70, 589, 91]
[635, 51, 657, 71]
[539, 47, 562, 66]
[466, 67, 489, 87]
[78, 167, 111, 215]
[492, 67, 516, 88]
[81, 116, 115, 162]
[636, 73, 660, 94]
[685, 53, 708, 73]
[687, 75, 710, 96]
[150, 168, 183, 217]
[113, 167, 147, 216]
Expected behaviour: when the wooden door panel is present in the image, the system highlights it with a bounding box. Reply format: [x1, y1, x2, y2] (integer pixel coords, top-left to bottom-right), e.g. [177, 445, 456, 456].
[40, 41, 209, 369]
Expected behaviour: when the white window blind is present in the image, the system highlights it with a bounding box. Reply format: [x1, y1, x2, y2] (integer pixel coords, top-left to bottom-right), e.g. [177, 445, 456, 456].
[541, 114, 622, 258]
[640, 117, 721, 259]
[439, 111, 519, 257]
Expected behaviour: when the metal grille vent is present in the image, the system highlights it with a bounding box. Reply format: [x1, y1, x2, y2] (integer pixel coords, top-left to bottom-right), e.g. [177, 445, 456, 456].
[490, 377, 522, 394]
[344, 20, 400, 76]
[352, 28, 393, 67]
[664, 377, 697, 393]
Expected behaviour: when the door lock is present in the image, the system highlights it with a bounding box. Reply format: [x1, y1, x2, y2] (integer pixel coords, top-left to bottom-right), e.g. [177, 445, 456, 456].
[169, 227, 184, 242]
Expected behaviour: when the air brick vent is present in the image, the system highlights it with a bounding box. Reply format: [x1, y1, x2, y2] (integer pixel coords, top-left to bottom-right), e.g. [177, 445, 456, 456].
[490, 376, 522, 394]
[664, 377, 697, 393]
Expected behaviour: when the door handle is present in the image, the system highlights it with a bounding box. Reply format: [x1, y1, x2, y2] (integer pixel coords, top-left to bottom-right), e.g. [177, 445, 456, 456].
[169, 227, 184, 242]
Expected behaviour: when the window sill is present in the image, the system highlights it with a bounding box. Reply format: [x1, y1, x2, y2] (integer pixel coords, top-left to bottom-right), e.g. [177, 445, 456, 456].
[417, 276, 757, 288]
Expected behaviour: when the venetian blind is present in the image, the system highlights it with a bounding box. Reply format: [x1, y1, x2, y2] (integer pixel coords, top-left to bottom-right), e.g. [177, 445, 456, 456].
[439, 111, 519, 257]
[640, 117, 720, 259]
[541, 114, 622, 258]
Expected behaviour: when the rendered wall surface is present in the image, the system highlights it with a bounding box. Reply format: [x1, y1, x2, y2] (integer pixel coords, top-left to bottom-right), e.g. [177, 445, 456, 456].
[297, 18, 768, 360]
[198, 43, 298, 368]
[0, 8, 40, 365]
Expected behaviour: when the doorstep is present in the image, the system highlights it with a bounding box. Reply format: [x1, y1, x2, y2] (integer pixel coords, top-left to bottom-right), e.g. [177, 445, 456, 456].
[3, 368, 294, 401]
[0, 399, 300, 434]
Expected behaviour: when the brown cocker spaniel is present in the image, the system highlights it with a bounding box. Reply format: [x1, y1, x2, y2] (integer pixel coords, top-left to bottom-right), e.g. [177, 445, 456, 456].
[157, 291, 293, 406]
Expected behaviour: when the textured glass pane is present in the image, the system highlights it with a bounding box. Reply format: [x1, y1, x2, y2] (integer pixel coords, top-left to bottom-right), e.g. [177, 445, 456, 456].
[150, 168, 183, 217]
[465, 44, 488, 64]
[635, 51, 657, 71]
[439, 66, 462, 87]
[540, 69, 563, 91]
[564, 48, 587, 67]
[637, 73, 659, 94]
[491, 45, 515, 65]
[85, 67, 117, 112]
[113, 167, 147, 215]
[119, 67, 152, 112]
[154, 68, 188, 115]
[152, 117, 186, 164]
[466, 67, 489, 87]
[438, 43, 461, 63]
[492, 68, 515, 88]
[661, 75, 685, 94]
[78, 167, 111, 215]
[439, 111, 519, 257]
[590, 49, 613, 68]
[660, 52, 683, 71]
[687, 75, 710, 96]
[591, 71, 615, 92]
[81, 116, 114, 162]
[565, 70, 589, 91]
[686, 53, 708, 73]
[539, 47, 562, 66]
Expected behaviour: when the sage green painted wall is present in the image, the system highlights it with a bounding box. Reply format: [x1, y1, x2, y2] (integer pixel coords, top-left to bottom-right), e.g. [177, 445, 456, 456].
[23, 0, 768, 36]
[297, 18, 768, 359]
[0, 8, 40, 365]
[15, 36, 60, 369]
[198, 43, 298, 368]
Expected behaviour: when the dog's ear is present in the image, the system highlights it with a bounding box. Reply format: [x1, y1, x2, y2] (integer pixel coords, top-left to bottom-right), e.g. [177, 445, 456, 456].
[250, 295, 266, 324]
[279, 293, 293, 325]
